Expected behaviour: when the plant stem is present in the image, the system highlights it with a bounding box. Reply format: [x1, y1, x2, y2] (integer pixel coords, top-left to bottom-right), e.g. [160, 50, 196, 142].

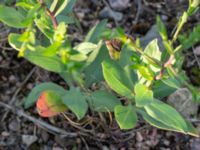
[172, 12, 188, 43]
[37, 0, 58, 29]
[155, 55, 175, 80]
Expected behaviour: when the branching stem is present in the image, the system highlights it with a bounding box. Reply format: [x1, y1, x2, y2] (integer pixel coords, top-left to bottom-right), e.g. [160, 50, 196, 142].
[37, 0, 58, 29]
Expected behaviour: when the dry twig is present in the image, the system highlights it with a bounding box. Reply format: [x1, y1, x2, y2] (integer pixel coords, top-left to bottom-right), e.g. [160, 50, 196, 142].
[0, 101, 78, 137]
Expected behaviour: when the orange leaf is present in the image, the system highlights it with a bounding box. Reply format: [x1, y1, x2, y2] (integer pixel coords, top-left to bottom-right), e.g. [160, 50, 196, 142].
[36, 91, 67, 117]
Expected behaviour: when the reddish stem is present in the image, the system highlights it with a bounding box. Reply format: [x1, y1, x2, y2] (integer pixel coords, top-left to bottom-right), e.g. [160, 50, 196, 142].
[155, 55, 175, 80]
[38, 0, 58, 29]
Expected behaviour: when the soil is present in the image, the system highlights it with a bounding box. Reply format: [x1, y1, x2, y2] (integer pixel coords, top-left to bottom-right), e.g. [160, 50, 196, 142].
[0, 0, 200, 149]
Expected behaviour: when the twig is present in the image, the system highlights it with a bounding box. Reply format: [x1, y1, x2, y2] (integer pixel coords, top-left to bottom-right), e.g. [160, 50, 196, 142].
[133, 0, 142, 24]
[9, 67, 36, 105]
[1, 67, 36, 121]
[192, 46, 200, 70]
[80, 136, 90, 150]
[102, 0, 119, 26]
[0, 101, 78, 137]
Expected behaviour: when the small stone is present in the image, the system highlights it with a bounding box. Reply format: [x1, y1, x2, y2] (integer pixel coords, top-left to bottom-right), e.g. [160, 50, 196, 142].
[99, 7, 123, 21]
[161, 15, 168, 21]
[22, 135, 38, 147]
[110, 145, 118, 150]
[136, 132, 143, 142]
[167, 88, 198, 117]
[194, 46, 200, 56]
[140, 25, 163, 50]
[9, 75, 16, 84]
[9, 119, 20, 131]
[26, 83, 34, 90]
[103, 146, 109, 150]
[41, 131, 49, 142]
[1, 131, 10, 137]
[108, 0, 130, 11]
[163, 140, 170, 146]
[190, 139, 200, 150]
[2, 76, 7, 81]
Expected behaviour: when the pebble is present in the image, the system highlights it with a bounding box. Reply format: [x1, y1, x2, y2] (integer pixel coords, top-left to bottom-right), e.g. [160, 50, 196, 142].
[1, 131, 10, 137]
[103, 146, 109, 150]
[190, 139, 200, 150]
[9, 75, 16, 84]
[22, 135, 38, 147]
[161, 15, 168, 21]
[194, 45, 200, 56]
[163, 140, 170, 146]
[140, 24, 163, 50]
[167, 88, 198, 117]
[26, 83, 34, 90]
[9, 119, 20, 132]
[99, 7, 123, 21]
[41, 131, 49, 142]
[136, 132, 143, 142]
[108, 0, 130, 11]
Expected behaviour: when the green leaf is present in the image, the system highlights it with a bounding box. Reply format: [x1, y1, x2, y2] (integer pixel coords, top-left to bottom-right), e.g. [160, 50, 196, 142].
[8, 33, 22, 51]
[22, 3, 40, 26]
[142, 39, 161, 72]
[143, 39, 161, 61]
[57, 15, 75, 24]
[84, 42, 110, 87]
[24, 82, 66, 108]
[124, 65, 138, 84]
[53, 22, 67, 42]
[185, 120, 199, 137]
[102, 59, 134, 99]
[62, 87, 88, 120]
[161, 77, 181, 89]
[87, 90, 121, 112]
[178, 24, 200, 50]
[153, 80, 176, 99]
[156, 16, 168, 41]
[138, 108, 180, 130]
[144, 99, 188, 132]
[50, 0, 68, 16]
[35, 14, 54, 39]
[60, 0, 77, 14]
[40, 42, 61, 56]
[134, 83, 153, 107]
[74, 42, 98, 55]
[51, 0, 76, 16]
[70, 53, 87, 62]
[85, 20, 107, 43]
[132, 64, 154, 81]
[16, 2, 34, 9]
[114, 105, 137, 129]
[24, 50, 66, 73]
[188, 0, 200, 16]
[0, 5, 26, 28]
[138, 108, 199, 137]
